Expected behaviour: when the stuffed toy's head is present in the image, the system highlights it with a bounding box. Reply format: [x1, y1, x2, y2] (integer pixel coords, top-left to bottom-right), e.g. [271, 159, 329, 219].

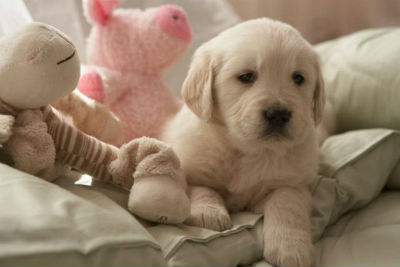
[83, 0, 191, 74]
[0, 22, 80, 109]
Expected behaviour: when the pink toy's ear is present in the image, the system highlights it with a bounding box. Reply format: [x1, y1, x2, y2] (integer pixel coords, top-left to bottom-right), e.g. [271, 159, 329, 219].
[83, 0, 119, 26]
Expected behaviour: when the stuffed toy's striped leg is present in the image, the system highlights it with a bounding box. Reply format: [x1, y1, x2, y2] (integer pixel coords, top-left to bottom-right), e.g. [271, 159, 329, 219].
[44, 106, 130, 187]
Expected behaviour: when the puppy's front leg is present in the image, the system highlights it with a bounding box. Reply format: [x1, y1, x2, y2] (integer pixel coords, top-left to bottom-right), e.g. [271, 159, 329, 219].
[262, 186, 314, 267]
[185, 186, 233, 231]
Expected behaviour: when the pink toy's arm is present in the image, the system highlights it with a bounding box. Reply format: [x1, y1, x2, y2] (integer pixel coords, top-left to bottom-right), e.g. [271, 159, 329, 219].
[77, 69, 105, 103]
[77, 68, 123, 105]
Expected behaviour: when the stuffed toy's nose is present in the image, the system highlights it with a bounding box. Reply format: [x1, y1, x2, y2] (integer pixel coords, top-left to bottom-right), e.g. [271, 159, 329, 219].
[155, 5, 192, 43]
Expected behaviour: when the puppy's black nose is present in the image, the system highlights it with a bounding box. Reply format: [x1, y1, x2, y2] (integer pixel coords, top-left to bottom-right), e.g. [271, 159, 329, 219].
[263, 107, 292, 127]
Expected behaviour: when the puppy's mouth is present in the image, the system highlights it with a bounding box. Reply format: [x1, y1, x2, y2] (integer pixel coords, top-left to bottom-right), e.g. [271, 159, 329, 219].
[261, 127, 292, 141]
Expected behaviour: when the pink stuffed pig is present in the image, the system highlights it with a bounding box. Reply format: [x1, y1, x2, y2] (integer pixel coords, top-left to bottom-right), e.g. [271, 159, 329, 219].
[79, 0, 191, 146]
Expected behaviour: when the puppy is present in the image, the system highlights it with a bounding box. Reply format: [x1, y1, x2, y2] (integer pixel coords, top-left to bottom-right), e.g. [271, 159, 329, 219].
[161, 18, 325, 267]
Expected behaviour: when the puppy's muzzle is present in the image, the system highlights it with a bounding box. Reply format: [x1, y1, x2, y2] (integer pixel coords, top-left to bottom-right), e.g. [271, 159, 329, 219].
[263, 107, 292, 128]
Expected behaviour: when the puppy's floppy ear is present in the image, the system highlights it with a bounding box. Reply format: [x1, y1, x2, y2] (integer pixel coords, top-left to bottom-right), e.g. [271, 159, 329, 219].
[182, 48, 215, 122]
[313, 64, 326, 125]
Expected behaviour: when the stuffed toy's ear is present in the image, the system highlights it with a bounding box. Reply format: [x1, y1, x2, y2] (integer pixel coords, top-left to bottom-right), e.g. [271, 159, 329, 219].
[83, 0, 119, 26]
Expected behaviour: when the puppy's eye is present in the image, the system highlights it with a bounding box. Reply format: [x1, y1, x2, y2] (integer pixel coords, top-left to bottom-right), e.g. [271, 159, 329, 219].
[292, 72, 305, 86]
[237, 71, 257, 84]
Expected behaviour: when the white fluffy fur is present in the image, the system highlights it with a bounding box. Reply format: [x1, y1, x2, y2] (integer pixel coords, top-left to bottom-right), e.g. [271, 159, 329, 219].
[161, 18, 325, 267]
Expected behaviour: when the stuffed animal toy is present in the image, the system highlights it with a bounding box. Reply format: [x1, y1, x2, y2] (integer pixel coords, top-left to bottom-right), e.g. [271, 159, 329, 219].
[0, 22, 190, 225]
[77, 0, 191, 146]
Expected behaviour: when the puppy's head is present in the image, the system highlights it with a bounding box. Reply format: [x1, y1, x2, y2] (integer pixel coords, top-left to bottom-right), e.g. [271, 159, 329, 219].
[182, 18, 325, 150]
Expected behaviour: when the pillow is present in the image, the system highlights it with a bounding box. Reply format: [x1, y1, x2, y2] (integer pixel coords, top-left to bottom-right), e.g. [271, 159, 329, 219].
[316, 191, 400, 266]
[315, 28, 400, 133]
[254, 191, 400, 266]
[147, 213, 263, 267]
[83, 179, 265, 267]
[312, 129, 400, 241]
[0, 165, 166, 266]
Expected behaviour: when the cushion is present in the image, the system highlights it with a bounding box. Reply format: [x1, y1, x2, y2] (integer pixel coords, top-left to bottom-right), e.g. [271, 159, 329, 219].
[79, 179, 264, 267]
[0, 165, 166, 267]
[312, 129, 400, 241]
[316, 191, 400, 266]
[315, 28, 400, 133]
[147, 213, 263, 267]
[253, 192, 400, 267]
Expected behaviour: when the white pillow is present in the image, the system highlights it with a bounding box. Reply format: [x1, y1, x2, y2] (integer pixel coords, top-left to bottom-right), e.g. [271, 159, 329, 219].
[316, 28, 400, 134]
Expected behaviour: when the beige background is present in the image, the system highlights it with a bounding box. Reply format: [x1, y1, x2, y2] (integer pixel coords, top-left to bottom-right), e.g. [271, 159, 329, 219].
[3, 0, 400, 94]
[228, 0, 400, 43]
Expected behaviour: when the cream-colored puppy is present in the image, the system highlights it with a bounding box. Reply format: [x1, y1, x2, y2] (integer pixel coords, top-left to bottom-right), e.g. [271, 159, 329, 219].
[161, 18, 325, 267]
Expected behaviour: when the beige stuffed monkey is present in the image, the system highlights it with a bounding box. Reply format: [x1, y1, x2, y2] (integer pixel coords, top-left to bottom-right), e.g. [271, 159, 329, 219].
[0, 22, 190, 225]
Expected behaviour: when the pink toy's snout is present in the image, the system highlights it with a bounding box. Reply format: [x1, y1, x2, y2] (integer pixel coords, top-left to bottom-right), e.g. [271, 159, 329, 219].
[155, 5, 192, 43]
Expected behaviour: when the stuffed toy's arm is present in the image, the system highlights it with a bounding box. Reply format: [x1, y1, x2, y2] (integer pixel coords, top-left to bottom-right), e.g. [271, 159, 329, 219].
[4, 110, 56, 177]
[0, 114, 15, 146]
[52, 90, 122, 144]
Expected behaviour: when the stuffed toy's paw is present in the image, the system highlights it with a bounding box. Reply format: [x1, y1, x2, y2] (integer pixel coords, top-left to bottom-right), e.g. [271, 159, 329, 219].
[129, 174, 190, 224]
[5, 110, 56, 176]
[0, 115, 15, 146]
[109, 136, 190, 224]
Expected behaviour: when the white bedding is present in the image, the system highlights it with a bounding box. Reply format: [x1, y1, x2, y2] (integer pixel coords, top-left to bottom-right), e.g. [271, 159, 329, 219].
[1, 128, 400, 266]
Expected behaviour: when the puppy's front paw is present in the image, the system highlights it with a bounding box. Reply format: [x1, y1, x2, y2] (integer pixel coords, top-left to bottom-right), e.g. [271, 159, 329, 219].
[264, 227, 315, 267]
[185, 204, 233, 231]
